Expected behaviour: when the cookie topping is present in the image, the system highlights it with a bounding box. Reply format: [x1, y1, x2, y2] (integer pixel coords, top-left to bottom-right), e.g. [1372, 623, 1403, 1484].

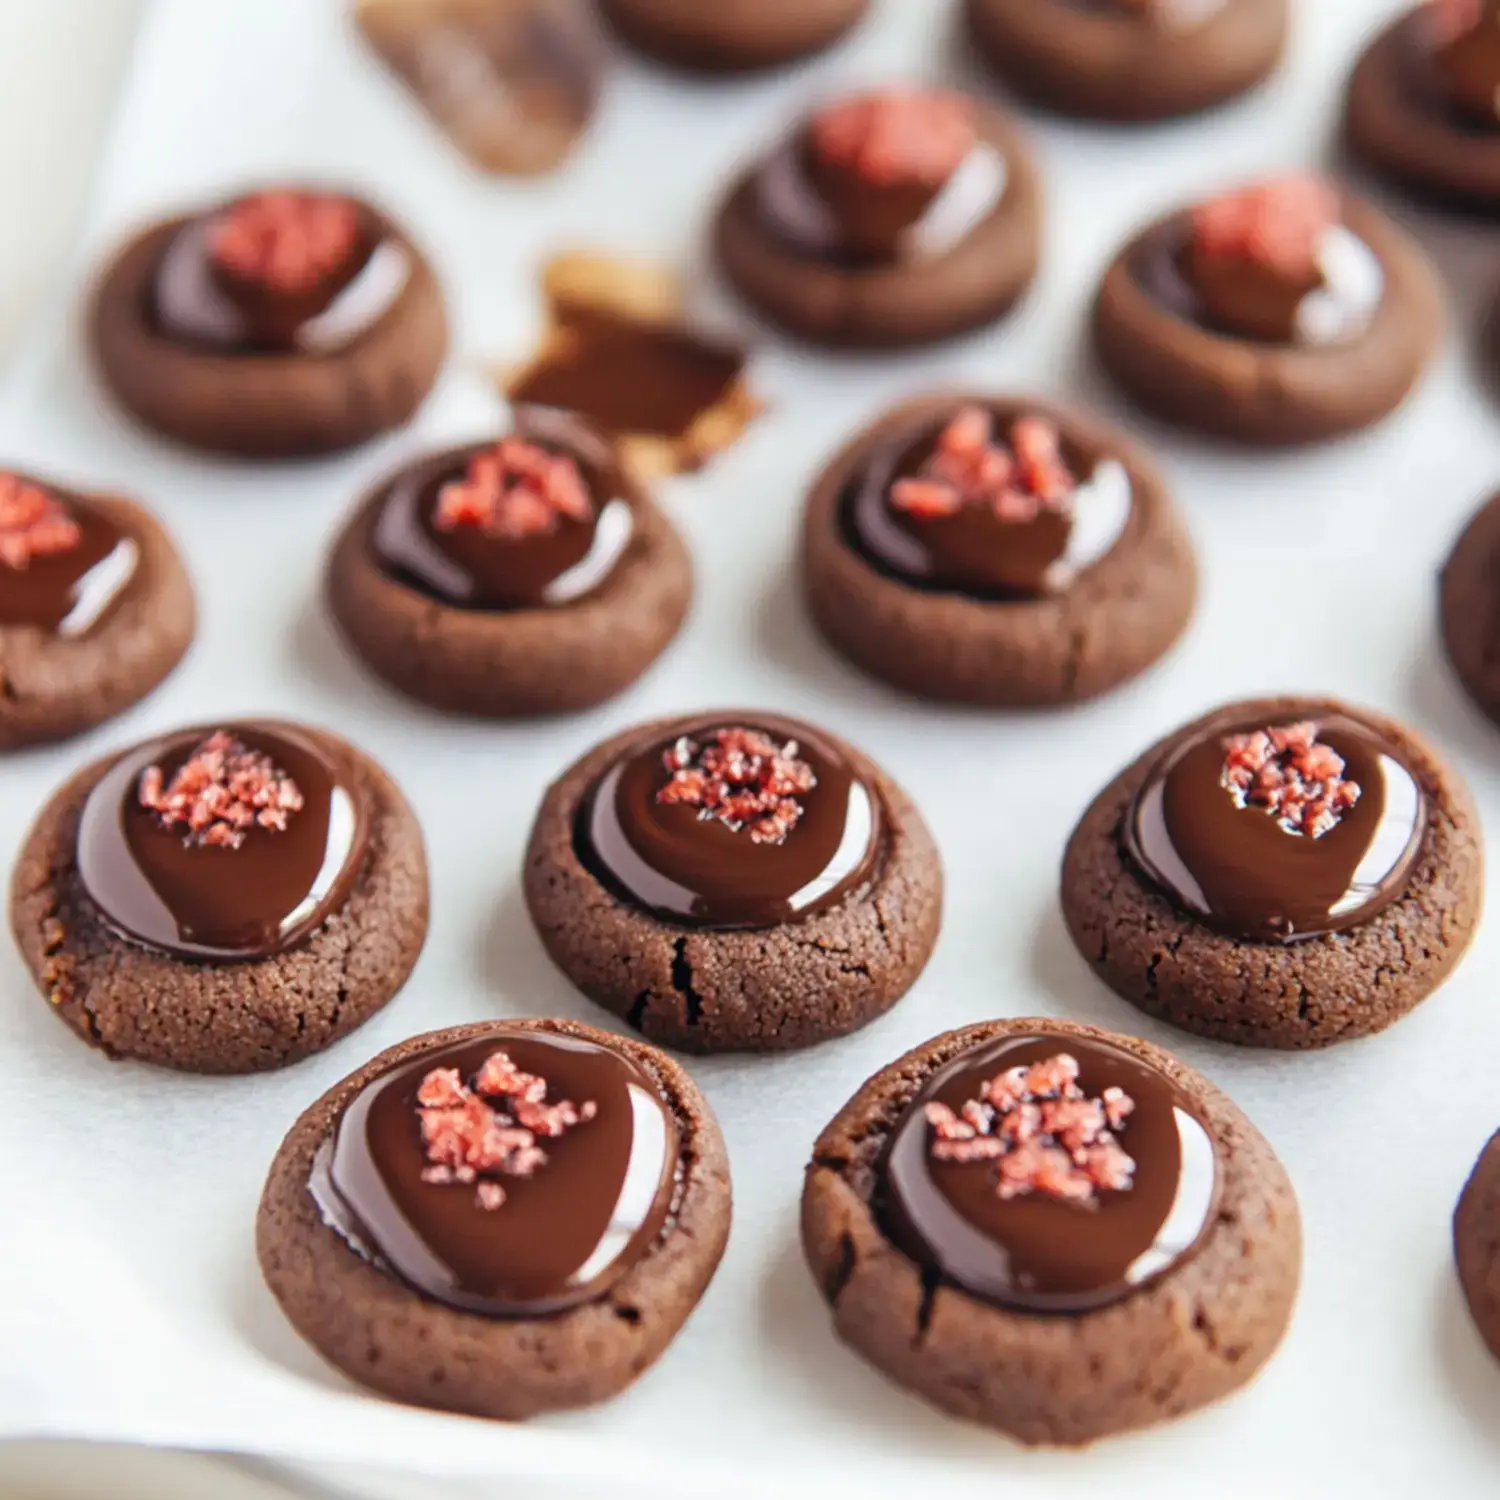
[1430, 0, 1500, 125]
[811, 89, 975, 188]
[656, 727, 818, 845]
[433, 437, 593, 541]
[889, 407, 1076, 524]
[0, 475, 81, 570]
[137, 730, 304, 850]
[208, 190, 362, 293]
[1431, 0, 1483, 43]
[1221, 722, 1361, 838]
[313, 1030, 681, 1317]
[877, 1033, 1220, 1314]
[1189, 175, 1339, 282]
[416, 1049, 598, 1210]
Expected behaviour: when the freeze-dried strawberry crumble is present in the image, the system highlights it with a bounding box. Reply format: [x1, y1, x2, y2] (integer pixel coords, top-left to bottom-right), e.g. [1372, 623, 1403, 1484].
[811, 89, 975, 188]
[926, 1052, 1136, 1206]
[0, 474, 80, 570]
[1221, 721, 1362, 838]
[138, 730, 305, 850]
[433, 439, 594, 542]
[890, 406, 1077, 525]
[1189, 176, 1339, 283]
[656, 727, 818, 845]
[415, 1049, 598, 1210]
[209, 191, 363, 294]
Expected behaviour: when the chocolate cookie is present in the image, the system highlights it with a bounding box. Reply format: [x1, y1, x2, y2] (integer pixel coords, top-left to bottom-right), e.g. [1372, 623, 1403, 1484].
[1455, 1129, 1500, 1364]
[523, 712, 942, 1053]
[598, 0, 867, 71]
[0, 469, 194, 750]
[10, 720, 428, 1073]
[90, 188, 447, 458]
[1093, 175, 1442, 444]
[802, 1018, 1301, 1445]
[1061, 696, 1482, 1048]
[257, 1018, 731, 1419]
[1440, 487, 1500, 725]
[966, 0, 1287, 122]
[801, 393, 1196, 705]
[326, 407, 692, 717]
[714, 88, 1040, 349]
[1345, 2, 1500, 214]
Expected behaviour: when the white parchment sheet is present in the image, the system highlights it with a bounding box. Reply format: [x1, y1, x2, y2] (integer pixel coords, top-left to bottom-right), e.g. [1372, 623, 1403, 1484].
[3, 1, 1500, 1496]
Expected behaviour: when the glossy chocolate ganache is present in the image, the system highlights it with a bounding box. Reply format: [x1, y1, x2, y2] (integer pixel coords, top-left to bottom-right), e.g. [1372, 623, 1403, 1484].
[0, 471, 138, 635]
[371, 406, 633, 611]
[311, 1029, 680, 1317]
[1124, 712, 1426, 943]
[878, 1033, 1219, 1314]
[150, 189, 412, 355]
[755, 88, 1009, 268]
[842, 403, 1132, 598]
[577, 715, 881, 929]
[76, 722, 370, 962]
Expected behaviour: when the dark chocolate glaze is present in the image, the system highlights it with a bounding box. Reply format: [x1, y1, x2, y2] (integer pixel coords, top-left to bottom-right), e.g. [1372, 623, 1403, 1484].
[311, 1030, 679, 1317]
[76, 721, 370, 962]
[754, 129, 1006, 268]
[576, 714, 881, 930]
[370, 407, 633, 610]
[1124, 711, 1426, 943]
[841, 407, 1132, 599]
[149, 200, 409, 355]
[877, 1033, 1219, 1314]
[0, 489, 138, 635]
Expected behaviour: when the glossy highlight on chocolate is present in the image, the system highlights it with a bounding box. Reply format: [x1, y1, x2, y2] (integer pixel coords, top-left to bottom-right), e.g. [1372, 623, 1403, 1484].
[843, 405, 1132, 598]
[577, 714, 881, 929]
[877, 1033, 1219, 1314]
[311, 1029, 679, 1317]
[1124, 711, 1426, 942]
[371, 407, 634, 611]
[76, 721, 370, 962]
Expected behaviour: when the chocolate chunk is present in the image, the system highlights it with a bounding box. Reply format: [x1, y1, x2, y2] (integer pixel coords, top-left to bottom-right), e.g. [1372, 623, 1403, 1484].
[356, 0, 604, 176]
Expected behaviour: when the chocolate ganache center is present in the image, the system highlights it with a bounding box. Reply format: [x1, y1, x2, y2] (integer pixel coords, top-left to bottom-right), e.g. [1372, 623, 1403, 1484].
[843, 403, 1132, 598]
[310, 1030, 680, 1317]
[151, 190, 411, 355]
[76, 721, 370, 962]
[0, 473, 138, 635]
[372, 407, 633, 611]
[878, 1033, 1219, 1314]
[1124, 712, 1426, 943]
[577, 715, 881, 929]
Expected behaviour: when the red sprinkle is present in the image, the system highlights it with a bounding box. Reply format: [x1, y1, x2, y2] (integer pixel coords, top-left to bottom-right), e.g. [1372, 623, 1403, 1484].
[927, 1052, 1136, 1206]
[415, 1048, 598, 1211]
[0, 473, 81, 570]
[889, 406, 1076, 524]
[432, 438, 593, 542]
[137, 730, 304, 849]
[657, 727, 817, 845]
[1221, 721, 1362, 838]
[208, 191, 362, 294]
[1190, 175, 1340, 282]
[811, 88, 975, 189]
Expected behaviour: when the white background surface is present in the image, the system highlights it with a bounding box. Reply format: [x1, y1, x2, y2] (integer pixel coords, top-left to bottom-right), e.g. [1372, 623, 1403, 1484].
[4, 2, 1500, 1497]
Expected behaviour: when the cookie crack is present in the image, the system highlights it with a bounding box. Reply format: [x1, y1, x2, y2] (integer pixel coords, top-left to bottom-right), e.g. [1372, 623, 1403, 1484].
[670, 937, 704, 1027]
[913, 1265, 942, 1348]
[626, 988, 651, 1031]
[824, 1232, 857, 1304]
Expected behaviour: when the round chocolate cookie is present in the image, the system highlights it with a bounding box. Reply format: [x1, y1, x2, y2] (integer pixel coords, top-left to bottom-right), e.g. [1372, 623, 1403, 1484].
[0, 470, 194, 750]
[1455, 1129, 1500, 1364]
[10, 720, 428, 1073]
[326, 407, 691, 717]
[1440, 487, 1500, 726]
[966, 0, 1287, 122]
[714, 87, 1040, 349]
[599, 0, 867, 70]
[1061, 696, 1482, 1048]
[802, 1018, 1301, 1445]
[1345, 2, 1500, 214]
[257, 1018, 731, 1419]
[1093, 175, 1442, 444]
[90, 188, 447, 458]
[801, 393, 1196, 705]
[523, 712, 942, 1053]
